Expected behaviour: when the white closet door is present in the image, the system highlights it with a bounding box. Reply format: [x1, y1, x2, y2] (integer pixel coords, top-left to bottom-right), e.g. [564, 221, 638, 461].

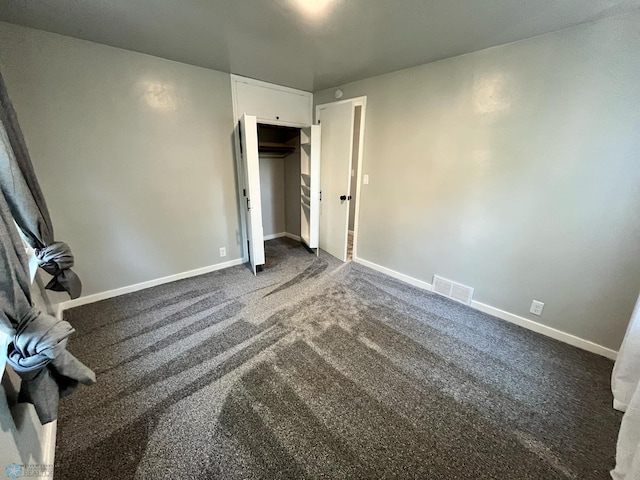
[240, 114, 265, 274]
[300, 125, 321, 250]
[317, 102, 355, 262]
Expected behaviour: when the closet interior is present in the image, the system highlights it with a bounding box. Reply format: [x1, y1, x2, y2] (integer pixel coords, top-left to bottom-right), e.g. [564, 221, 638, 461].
[346, 105, 362, 260]
[256, 124, 303, 254]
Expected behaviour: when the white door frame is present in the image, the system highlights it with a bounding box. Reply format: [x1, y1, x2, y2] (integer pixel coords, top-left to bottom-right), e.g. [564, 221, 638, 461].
[240, 114, 266, 274]
[315, 96, 367, 261]
[233, 116, 314, 264]
[230, 75, 312, 264]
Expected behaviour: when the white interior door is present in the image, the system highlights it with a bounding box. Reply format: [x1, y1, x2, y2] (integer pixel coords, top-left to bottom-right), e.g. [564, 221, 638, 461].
[239, 114, 265, 274]
[317, 102, 355, 261]
[300, 125, 321, 250]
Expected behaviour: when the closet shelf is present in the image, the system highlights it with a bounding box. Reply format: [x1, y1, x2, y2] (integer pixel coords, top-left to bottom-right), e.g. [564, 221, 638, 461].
[258, 141, 296, 158]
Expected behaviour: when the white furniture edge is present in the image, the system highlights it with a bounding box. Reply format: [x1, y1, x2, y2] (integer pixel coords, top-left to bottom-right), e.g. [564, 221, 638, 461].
[41, 422, 57, 472]
[57, 258, 244, 316]
[0, 334, 7, 385]
[353, 256, 618, 360]
[1, 244, 57, 470]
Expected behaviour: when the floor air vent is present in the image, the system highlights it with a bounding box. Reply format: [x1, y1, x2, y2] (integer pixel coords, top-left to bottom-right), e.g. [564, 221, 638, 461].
[432, 275, 474, 305]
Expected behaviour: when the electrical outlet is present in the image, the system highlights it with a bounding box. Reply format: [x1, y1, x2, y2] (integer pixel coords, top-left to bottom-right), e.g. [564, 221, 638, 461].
[363, 174, 369, 185]
[219, 247, 226, 257]
[530, 300, 544, 316]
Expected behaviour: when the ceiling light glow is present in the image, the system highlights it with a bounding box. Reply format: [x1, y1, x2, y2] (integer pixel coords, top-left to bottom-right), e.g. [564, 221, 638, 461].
[291, 0, 337, 18]
[473, 73, 512, 116]
[140, 81, 178, 111]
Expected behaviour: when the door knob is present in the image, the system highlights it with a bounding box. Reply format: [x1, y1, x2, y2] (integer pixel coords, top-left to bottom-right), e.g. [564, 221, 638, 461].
[340, 195, 347, 201]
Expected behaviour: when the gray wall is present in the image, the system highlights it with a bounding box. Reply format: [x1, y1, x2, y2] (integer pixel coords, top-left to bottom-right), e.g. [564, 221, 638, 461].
[314, 13, 640, 351]
[257, 152, 302, 239]
[259, 156, 286, 237]
[260, 153, 300, 237]
[257, 125, 301, 238]
[0, 22, 242, 296]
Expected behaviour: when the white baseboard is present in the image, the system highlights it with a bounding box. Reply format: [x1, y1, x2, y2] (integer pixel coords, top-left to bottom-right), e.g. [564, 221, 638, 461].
[353, 256, 618, 360]
[57, 258, 244, 316]
[264, 232, 286, 240]
[264, 232, 301, 241]
[354, 257, 433, 291]
[469, 301, 617, 360]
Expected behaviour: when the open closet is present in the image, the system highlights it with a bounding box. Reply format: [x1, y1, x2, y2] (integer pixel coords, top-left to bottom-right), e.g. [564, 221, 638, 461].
[256, 124, 304, 244]
[232, 75, 365, 275]
[239, 113, 320, 274]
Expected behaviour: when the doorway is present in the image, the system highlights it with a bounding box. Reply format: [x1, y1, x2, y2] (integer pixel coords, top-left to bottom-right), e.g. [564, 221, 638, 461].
[347, 105, 362, 260]
[256, 124, 301, 243]
[237, 97, 366, 273]
[238, 114, 320, 274]
[316, 97, 366, 263]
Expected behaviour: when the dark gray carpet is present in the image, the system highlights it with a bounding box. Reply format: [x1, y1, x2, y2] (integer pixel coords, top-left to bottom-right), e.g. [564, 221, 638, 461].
[56, 238, 621, 479]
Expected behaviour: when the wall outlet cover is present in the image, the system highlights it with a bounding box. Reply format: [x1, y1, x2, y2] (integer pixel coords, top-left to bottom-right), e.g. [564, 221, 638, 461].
[530, 300, 544, 316]
[219, 247, 226, 257]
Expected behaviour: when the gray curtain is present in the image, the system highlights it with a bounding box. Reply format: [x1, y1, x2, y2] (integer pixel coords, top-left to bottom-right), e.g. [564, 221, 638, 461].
[0, 70, 81, 299]
[1, 188, 96, 424]
[0, 70, 95, 424]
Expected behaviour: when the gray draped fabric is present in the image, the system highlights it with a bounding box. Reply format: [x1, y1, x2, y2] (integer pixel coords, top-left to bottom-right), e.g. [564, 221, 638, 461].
[0, 69, 94, 424]
[1, 188, 95, 424]
[0, 70, 81, 299]
[0, 177, 32, 334]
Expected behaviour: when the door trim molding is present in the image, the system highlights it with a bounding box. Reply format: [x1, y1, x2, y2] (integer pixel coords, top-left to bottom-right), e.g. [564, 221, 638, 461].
[315, 96, 367, 262]
[230, 75, 314, 265]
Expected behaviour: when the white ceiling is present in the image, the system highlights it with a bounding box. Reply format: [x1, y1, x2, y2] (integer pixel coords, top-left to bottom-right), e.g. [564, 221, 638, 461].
[1, 0, 639, 92]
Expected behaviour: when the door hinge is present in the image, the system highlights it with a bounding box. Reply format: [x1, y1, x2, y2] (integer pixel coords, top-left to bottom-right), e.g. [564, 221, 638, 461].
[243, 188, 246, 197]
[246, 198, 251, 210]
[319, 190, 322, 201]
